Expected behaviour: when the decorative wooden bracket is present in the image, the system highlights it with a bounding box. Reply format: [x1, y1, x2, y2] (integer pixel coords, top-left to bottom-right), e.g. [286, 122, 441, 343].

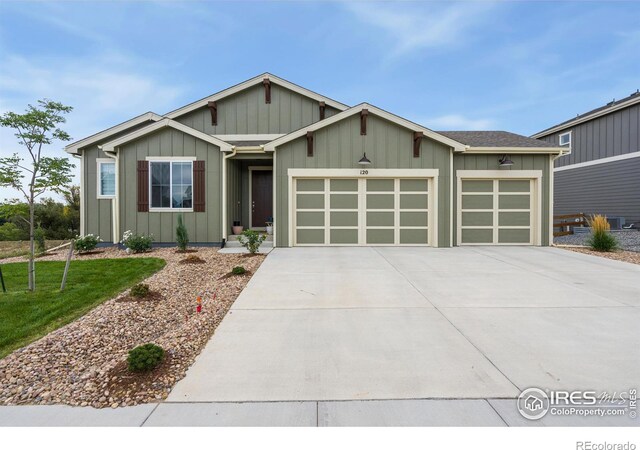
[413, 131, 423, 158]
[207, 101, 217, 126]
[319, 101, 326, 120]
[360, 109, 368, 135]
[306, 131, 314, 157]
[263, 78, 271, 104]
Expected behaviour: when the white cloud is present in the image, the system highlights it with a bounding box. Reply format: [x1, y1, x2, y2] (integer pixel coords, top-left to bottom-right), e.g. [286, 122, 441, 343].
[0, 52, 186, 201]
[422, 114, 495, 131]
[344, 1, 499, 55]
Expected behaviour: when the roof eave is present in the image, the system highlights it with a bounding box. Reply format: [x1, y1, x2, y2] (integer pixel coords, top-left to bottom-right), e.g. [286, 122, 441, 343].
[531, 95, 640, 138]
[64, 112, 163, 155]
[264, 103, 468, 152]
[165, 73, 350, 119]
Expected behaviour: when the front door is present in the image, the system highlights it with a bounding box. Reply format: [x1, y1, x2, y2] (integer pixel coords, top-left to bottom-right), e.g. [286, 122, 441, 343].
[251, 169, 273, 228]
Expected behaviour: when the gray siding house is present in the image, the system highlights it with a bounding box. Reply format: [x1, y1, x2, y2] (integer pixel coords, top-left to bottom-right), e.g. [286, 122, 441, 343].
[532, 91, 640, 225]
[66, 73, 565, 247]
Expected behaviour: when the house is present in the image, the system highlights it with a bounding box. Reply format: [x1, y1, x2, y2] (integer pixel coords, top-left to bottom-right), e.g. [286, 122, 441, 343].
[65, 74, 566, 248]
[532, 91, 640, 226]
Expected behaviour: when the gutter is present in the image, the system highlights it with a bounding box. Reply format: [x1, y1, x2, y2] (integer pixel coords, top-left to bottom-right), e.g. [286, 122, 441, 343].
[221, 146, 238, 246]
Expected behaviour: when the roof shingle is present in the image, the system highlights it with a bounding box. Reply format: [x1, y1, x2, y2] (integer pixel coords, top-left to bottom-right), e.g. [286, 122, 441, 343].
[437, 131, 558, 148]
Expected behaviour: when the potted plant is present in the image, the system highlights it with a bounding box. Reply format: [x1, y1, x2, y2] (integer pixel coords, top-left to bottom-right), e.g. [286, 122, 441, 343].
[265, 216, 273, 235]
[232, 220, 244, 235]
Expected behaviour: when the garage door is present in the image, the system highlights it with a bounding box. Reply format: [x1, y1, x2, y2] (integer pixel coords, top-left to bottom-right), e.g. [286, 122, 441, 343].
[293, 177, 433, 246]
[458, 178, 536, 245]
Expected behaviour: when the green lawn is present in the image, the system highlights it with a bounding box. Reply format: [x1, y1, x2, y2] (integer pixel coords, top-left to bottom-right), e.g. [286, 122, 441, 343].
[0, 258, 166, 358]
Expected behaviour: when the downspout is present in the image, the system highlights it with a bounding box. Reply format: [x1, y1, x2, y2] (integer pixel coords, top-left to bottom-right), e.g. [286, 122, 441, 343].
[72, 153, 84, 236]
[100, 146, 120, 244]
[221, 146, 238, 247]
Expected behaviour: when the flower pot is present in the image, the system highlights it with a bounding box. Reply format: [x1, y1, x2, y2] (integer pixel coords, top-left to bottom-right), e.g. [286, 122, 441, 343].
[266, 225, 273, 235]
[232, 225, 244, 235]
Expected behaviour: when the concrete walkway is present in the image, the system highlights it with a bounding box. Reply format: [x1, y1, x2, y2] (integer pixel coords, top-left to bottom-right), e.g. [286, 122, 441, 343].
[169, 247, 639, 403]
[1, 398, 637, 426]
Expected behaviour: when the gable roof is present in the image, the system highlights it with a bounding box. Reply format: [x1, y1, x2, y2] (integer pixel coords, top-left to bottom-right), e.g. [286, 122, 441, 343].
[438, 131, 559, 148]
[65, 112, 163, 154]
[165, 73, 350, 119]
[263, 103, 468, 152]
[100, 118, 233, 153]
[531, 90, 640, 138]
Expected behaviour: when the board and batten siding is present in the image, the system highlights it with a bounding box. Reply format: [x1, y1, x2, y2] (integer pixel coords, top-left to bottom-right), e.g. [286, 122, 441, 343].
[453, 153, 551, 246]
[555, 157, 640, 223]
[539, 102, 640, 168]
[118, 127, 223, 243]
[81, 120, 157, 242]
[83, 145, 113, 241]
[275, 114, 453, 247]
[175, 83, 340, 135]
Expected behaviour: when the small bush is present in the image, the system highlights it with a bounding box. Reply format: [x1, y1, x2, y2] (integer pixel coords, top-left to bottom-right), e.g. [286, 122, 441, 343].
[0, 222, 23, 241]
[130, 283, 150, 298]
[74, 234, 101, 253]
[127, 343, 164, 372]
[176, 214, 189, 251]
[34, 226, 46, 255]
[237, 229, 266, 254]
[587, 214, 618, 252]
[232, 266, 246, 275]
[121, 230, 153, 253]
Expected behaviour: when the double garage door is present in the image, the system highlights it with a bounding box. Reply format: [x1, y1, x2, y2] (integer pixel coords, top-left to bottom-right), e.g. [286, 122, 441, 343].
[293, 177, 433, 246]
[458, 177, 538, 245]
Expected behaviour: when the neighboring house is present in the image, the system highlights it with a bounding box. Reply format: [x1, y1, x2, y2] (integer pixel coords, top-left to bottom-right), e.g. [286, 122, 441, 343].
[65, 73, 565, 248]
[532, 91, 640, 225]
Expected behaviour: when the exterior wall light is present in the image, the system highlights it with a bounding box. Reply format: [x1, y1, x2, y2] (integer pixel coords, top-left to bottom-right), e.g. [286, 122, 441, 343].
[358, 153, 371, 165]
[499, 154, 514, 167]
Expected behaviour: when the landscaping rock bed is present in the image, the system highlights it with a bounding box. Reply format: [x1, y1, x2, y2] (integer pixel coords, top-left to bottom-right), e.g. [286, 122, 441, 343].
[0, 247, 265, 408]
[561, 247, 640, 266]
[554, 230, 640, 252]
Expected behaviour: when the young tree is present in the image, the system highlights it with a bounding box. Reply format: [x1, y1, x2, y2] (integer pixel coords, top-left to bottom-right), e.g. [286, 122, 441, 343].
[0, 100, 74, 290]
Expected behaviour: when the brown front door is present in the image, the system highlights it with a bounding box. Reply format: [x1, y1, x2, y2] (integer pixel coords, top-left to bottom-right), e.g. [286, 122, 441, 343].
[251, 169, 273, 228]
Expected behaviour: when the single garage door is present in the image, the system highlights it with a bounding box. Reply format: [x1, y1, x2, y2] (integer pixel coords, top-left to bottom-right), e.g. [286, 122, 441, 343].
[458, 178, 537, 245]
[293, 177, 433, 246]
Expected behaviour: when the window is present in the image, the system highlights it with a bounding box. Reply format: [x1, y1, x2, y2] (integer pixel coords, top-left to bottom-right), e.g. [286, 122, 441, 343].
[559, 131, 571, 147]
[97, 160, 115, 198]
[150, 161, 193, 210]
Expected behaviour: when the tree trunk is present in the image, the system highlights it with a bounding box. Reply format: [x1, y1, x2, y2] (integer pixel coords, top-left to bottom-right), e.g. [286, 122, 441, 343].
[28, 202, 35, 291]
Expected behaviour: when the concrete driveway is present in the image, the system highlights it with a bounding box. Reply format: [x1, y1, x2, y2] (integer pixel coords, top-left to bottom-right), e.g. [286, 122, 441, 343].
[169, 247, 640, 403]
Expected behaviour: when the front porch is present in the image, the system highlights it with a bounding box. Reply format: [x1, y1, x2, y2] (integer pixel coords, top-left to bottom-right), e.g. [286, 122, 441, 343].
[224, 153, 274, 246]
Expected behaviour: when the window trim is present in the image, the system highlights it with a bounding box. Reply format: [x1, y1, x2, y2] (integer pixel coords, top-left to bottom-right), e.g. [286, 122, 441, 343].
[148, 159, 194, 212]
[559, 131, 572, 150]
[96, 158, 116, 199]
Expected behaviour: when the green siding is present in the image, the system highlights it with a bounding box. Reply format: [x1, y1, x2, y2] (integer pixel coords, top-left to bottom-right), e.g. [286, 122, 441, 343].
[276, 113, 452, 247]
[175, 83, 340, 135]
[118, 127, 223, 243]
[454, 153, 551, 246]
[83, 146, 113, 241]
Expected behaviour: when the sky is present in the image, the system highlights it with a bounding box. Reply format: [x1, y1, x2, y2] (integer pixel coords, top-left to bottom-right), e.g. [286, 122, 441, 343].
[0, 0, 639, 201]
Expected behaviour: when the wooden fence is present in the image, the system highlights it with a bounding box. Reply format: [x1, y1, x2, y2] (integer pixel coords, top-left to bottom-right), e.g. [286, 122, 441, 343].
[553, 213, 588, 237]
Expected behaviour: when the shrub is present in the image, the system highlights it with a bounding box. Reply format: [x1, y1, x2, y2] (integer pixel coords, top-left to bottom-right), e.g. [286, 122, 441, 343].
[34, 226, 46, 255]
[130, 283, 150, 298]
[121, 230, 153, 253]
[176, 214, 189, 251]
[0, 222, 23, 241]
[587, 214, 618, 252]
[237, 229, 266, 254]
[74, 234, 101, 253]
[232, 266, 246, 275]
[127, 343, 164, 372]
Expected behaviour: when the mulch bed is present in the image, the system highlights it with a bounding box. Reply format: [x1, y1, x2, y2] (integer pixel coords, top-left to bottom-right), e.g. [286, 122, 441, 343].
[218, 270, 252, 280]
[178, 255, 206, 265]
[174, 249, 199, 254]
[0, 247, 266, 408]
[115, 291, 164, 303]
[75, 250, 106, 256]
